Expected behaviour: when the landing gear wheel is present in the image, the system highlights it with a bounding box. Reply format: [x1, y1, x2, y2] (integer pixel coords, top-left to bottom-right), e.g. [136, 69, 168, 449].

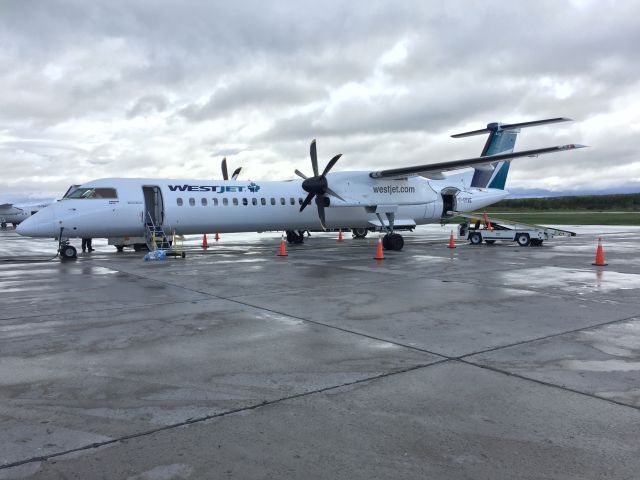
[516, 233, 531, 247]
[115, 245, 124, 252]
[485, 240, 496, 245]
[383, 233, 404, 251]
[469, 232, 483, 245]
[285, 230, 305, 244]
[0, 222, 6, 229]
[133, 243, 148, 252]
[59, 245, 77, 259]
[352, 228, 369, 239]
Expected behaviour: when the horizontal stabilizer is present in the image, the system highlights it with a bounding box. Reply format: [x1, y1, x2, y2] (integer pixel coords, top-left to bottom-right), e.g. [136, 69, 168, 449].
[451, 117, 572, 138]
[369, 144, 586, 179]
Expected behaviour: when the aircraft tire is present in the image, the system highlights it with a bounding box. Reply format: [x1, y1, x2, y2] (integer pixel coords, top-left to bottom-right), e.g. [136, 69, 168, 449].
[115, 245, 124, 252]
[382, 234, 390, 250]
[383, 233, 404, 251]
[0, 222, 6, 229]
[390, 233, 404, 251]
[352, 228, 368, 239]
[285, 230, 304, 244]
[469, 232, 483, 245]
[59, 245, 77, 260]
[516, 233, 531, 247]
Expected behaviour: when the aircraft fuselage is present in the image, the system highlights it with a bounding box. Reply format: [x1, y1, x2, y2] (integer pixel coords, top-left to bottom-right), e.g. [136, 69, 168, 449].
[16, 172, 509, 238]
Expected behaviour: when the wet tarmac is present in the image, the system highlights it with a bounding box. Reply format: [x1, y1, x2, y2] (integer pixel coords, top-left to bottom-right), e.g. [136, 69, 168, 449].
[0, 225, 639, 479]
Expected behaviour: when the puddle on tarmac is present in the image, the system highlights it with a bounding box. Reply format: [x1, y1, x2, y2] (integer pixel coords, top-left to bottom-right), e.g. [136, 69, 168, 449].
[560, 359, 640, 372]
[501, 266, 640, 293]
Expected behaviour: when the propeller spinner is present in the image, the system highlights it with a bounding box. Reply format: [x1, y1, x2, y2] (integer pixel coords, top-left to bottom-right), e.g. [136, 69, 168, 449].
[294, 140, 344, 229]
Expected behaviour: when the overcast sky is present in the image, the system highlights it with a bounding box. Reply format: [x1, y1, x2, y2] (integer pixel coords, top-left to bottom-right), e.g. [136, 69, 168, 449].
[1, 0, 639, 203]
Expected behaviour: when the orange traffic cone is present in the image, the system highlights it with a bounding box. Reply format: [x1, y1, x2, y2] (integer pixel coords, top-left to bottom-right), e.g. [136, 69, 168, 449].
[592, 237, 608, 266]
[337, 229, 344, 242]
[374, 236, 385, 260]
[448, 230, 456, 249]
[214, 232, 220, 242]
[278, 235, 288, 257]
[202, 234, 208, 249]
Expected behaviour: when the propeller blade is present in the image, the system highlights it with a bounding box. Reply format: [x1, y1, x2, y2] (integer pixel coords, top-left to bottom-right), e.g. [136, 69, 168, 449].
[294, 169, 308, 180]
[321, 154, 342, 177]
[316, 200, 326, 230]
[221, 157, 229, 180]
[310, 139, 319, 177]
[231, 167, 242, 180]
[299, 192, 315, 212]
[325, 187, 345, 202]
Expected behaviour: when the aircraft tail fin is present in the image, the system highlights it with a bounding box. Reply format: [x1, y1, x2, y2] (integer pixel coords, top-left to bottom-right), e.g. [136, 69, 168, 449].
[452, 117, 572, 189]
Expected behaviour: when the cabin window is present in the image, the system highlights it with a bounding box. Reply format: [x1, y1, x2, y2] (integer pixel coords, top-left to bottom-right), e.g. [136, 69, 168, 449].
[261, 198, 267, 206]
[177, 198, 183, 206]
[223, 198, 229, 206]
[65, 187, 118, 199]
[280, 197, 285, 205]
[251, 198, 257, 206]
[189, 198, 195, 206]
[270, 198, 276, 205]
[201, 198, 207, 206]
[290, 197, 295, 205]
[233, 198, 238, 206]
[298, 198, 303, 205]
[212, 198, 218, 206]
[242, 198, 248, 206]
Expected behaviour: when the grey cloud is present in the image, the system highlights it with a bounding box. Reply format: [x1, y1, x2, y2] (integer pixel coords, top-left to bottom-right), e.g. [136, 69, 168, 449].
[1, 0, 639, 198]
[127, 94, 170, 118]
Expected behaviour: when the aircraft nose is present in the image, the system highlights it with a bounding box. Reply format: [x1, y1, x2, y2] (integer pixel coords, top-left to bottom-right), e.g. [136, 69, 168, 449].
[16, 206, 56, 237]
[15, 216, 36, 236]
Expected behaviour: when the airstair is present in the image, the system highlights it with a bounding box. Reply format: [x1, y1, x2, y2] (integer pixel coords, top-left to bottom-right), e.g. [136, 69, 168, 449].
[144, 213, 185, 257]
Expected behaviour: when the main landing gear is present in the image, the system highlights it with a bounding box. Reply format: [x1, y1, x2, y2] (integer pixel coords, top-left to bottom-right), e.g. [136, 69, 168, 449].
[352, 227, 369, 239]
[375, 211, 404, 251]
[382, 233, 404, 251]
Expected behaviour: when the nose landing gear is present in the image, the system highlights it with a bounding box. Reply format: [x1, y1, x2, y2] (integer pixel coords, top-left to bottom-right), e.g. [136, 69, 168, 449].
[59, 243, 77, 260]
[56, 228, 77, 260]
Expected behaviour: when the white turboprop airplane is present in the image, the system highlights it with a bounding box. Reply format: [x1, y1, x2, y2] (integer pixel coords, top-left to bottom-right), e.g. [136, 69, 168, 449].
[0, 203, 48, 229]
[17, 118, 585, 259]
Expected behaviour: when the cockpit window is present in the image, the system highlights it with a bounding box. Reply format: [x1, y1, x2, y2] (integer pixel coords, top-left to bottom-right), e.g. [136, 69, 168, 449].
[65, 187, 118, 199]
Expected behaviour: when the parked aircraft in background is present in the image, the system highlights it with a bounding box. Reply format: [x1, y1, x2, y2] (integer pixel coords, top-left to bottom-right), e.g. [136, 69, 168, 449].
[0, 203, 48, 228]
[16, 118, 585, 258]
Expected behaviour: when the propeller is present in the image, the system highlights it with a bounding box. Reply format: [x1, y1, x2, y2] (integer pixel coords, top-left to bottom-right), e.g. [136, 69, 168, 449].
[294, 139, 344, 229]
[221, 157, 242, 180]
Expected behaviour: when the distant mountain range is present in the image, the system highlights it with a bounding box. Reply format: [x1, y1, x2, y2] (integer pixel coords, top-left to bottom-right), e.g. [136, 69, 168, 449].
[508, 186, 640, 198]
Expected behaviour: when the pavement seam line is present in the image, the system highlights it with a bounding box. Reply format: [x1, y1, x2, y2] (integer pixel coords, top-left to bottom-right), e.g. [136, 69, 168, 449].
[456, 313, 640, 359]
[0, 359, 448, 471]
[456, 358, 640, 412]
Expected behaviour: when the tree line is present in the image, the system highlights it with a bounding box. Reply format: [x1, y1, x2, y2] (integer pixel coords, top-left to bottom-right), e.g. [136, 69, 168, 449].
[485, 193, 640, 211]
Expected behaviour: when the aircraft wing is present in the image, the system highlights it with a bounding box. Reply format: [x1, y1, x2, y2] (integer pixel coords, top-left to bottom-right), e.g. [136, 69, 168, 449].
[369, 144, 586, 179]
